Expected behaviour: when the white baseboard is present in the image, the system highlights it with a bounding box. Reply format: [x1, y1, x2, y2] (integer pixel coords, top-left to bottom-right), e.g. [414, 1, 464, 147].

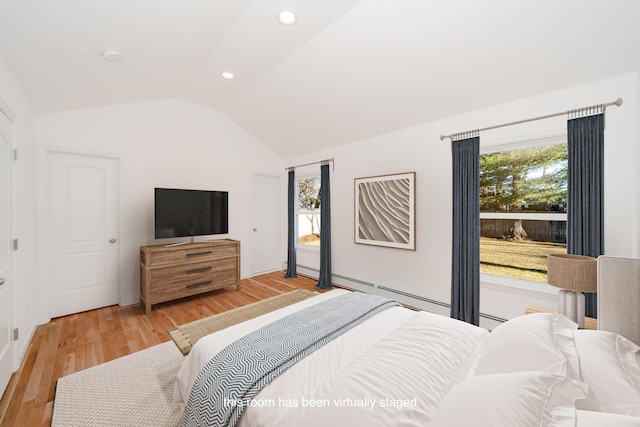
[292, 263, 505, 327]
[286, 262, 561, 330]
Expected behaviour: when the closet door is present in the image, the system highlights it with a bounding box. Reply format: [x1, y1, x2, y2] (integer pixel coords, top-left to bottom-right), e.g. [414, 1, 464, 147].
[251, 173, 281, 274]
[47, 151, 120, 318]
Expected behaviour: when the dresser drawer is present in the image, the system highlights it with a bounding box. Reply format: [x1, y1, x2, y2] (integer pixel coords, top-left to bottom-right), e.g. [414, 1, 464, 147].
[150, 259, 236, 287]
[152, 268, 238, 302]
[147, 247, 215, 267]
[145, 244, 238, 267]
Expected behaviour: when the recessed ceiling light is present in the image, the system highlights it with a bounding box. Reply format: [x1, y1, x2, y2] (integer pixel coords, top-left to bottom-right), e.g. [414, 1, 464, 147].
[101, 48, 122, 62]
[221, 71, 235, 80]
[277, 9, 297, 26]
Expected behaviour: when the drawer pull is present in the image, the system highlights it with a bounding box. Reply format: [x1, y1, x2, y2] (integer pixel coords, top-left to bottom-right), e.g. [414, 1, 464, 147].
[186, 280, 213, 289]
[186, 250, 213, 257]
[186, 266, 213, 274]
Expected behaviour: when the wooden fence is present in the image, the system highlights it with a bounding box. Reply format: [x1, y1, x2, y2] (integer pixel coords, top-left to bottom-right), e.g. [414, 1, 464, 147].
[481, 219, 566, 243]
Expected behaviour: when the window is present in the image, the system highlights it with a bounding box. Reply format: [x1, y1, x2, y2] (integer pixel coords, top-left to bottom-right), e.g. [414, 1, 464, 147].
[297, 176, 321, 247]
[480, 140, 567, 283]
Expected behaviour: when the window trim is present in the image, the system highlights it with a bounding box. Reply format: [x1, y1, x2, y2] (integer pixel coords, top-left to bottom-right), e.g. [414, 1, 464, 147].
[480, 272, 560, 296]
[479, 131, 567, 292]
[480, 130, 566, 155]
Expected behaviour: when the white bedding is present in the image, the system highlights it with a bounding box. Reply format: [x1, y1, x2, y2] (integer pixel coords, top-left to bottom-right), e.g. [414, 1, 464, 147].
[175, 289, 488, 426]
[175, 290, 640, 426]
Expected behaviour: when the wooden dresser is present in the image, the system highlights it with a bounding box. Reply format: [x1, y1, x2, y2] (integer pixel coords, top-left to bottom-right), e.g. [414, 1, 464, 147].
[139, 239, 240, 313]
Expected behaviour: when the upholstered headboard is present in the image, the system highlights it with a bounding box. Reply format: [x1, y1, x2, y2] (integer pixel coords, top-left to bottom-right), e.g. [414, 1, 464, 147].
[598, 255, 640, 345]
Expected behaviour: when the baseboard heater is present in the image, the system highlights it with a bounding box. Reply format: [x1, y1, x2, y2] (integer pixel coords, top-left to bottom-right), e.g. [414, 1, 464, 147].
[294, 263, 507, 324]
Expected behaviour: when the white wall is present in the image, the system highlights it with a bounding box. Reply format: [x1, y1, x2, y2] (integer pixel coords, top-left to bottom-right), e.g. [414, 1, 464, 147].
[34, 99, 284, 320]
[0, 56, 38, 368]
[285, 73, 638, 328]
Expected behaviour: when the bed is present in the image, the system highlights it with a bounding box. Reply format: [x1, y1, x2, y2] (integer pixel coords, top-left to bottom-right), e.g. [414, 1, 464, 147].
[174, 289, 640, 427]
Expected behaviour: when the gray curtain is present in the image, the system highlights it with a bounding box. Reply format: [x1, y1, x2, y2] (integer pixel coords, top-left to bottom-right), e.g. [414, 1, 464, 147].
[315, 163, 332, 289]
[567, 114, 604, 318]
[284, 169, 297, 278]
[451, 137, 480, 325]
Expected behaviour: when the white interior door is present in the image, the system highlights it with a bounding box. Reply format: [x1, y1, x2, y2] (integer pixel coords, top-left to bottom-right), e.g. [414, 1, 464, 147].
[48, 151, 119, 318]
[252, 174, 281, 274]
[0, 109, 14, 397]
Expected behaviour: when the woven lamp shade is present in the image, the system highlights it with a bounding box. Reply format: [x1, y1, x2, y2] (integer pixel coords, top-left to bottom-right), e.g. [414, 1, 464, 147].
[547, 254, 597, 293]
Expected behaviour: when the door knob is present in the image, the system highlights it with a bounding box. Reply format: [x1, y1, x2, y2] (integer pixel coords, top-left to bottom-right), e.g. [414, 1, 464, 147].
[0, 278, 5, 287]
[109, 239, 117, 243]
[253, 228, 257, 232]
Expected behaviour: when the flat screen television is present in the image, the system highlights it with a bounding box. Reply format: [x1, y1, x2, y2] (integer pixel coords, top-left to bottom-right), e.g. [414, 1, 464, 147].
[154, 188, 228, 239]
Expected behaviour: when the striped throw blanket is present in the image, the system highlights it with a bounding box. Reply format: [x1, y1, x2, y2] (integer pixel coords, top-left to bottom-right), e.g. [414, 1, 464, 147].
[183, 292, 400, 427]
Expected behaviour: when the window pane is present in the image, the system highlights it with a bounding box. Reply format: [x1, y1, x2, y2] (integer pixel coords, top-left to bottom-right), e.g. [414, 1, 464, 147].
[297, 177, 321, 246]
[298, 213, 320, 246]
[480, 220, 566, 282]
[480, 144, 567, 214]
[480, 144, 567, 282]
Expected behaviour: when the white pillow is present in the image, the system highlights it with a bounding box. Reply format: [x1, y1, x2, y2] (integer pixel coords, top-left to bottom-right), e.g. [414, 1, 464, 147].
[576, 410, 640, 427]
[474, 313, 579, 380]
[574, 330, 640, 417]
[429, 372, 586, 427]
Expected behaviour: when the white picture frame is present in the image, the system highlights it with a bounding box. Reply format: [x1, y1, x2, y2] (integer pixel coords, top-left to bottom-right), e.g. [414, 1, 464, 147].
[354, 172, 416, 250]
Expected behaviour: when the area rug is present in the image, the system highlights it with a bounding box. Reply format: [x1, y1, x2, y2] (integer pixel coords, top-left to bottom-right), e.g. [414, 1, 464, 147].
[51, 341, 184, 427]
[168, 289, 318, 355]
[52, 289, 319, 426]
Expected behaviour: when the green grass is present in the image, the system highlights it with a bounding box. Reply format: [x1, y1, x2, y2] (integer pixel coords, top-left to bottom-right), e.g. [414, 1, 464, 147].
[480, 237, 566, 282]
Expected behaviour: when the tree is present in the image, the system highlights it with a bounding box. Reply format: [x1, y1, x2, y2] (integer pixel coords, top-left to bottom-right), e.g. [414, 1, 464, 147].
[480, 144, 567, 240]
[298, 178, 321, 235]
[511, 219, 529, 241]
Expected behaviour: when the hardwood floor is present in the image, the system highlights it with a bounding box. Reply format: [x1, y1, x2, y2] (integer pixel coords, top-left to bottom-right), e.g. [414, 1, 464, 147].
[0, 271, 322, 427]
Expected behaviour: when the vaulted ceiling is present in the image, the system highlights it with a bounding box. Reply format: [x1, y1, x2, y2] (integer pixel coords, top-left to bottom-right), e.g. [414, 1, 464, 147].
[1, 0, 639, 157]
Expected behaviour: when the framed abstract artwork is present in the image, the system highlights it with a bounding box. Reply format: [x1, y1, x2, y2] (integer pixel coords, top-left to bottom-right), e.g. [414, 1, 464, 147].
[354, 172, 416, 250]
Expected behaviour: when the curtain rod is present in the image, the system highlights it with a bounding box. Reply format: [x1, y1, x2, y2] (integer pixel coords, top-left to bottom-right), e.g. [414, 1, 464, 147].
[285, 157, 334, 171]
[440, 98, 623, 141]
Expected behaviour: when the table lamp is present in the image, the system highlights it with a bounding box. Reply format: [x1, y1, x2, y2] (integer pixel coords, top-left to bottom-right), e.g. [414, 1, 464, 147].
[547, 254, 597, 328]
